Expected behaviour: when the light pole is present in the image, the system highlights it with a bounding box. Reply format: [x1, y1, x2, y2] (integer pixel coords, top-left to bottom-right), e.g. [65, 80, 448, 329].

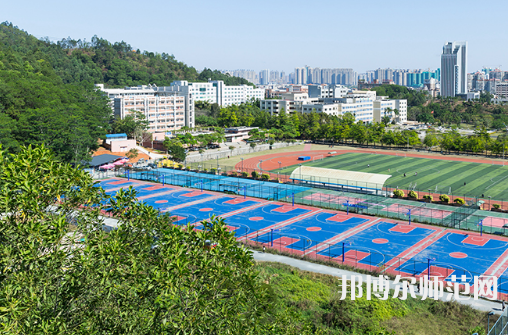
[241, 157, 244, 172]
[479, 219, 484, 236]
[427, 258, 435, 281]
[299, 164, 302, 181]
[489, 196, 492, 210]
[259, 159, 263, 172]
[216, 155, 219, 170]
[407, 208, 412, 225]
[488, 311, 494, 332]
[278, 161, 282, 170]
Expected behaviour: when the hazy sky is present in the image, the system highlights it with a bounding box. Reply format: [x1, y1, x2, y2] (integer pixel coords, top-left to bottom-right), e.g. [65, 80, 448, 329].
[2, 0, 507, 74]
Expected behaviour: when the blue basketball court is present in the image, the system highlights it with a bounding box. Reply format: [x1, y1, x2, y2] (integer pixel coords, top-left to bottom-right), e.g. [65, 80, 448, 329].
[224, 203, 313, 237]
[105, 184, 173, 198]
[168, 196, 261, 225]
[395, 232, 508, 284]
[318, 222, 435, 268]
[254, 212, 369, 251]
[140, 190, 213, 211]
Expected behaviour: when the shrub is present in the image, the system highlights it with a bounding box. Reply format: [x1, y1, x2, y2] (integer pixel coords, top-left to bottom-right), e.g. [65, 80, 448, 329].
[493, 203, 501, 209]
[454, 198, 465, 205]
[423, 195, 433, 201]
[178, 164, 183, 169]
[439, 194, 450, 203]
[251, 171, 259, 179]
[241, 171, 248, 177]
[261, 173, 270, 181]
[230, 171, 237, 177]
[210, 168, 216, 174]
[393, 189, 404, 198]
[203, 168, 208, 173]
[408, 190, 418, 199]
[221, 172, 228, 176]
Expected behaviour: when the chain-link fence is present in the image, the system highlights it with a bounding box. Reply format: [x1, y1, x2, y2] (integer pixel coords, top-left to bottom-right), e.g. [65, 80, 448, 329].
[121, 167, 508, 236]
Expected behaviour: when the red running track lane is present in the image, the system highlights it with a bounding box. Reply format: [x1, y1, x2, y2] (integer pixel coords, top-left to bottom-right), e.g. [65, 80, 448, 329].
[235, 148, 508, 210]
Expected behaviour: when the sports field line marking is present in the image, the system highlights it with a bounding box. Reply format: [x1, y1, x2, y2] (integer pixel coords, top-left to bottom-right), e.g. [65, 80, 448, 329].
[303, 217, 383, 256]
[161, 195, 223, 212]
[485, 175, 508, 190]
[383, 229, 447, 271]
[240, 209, 322, 242]
[137, 188, 180, 200]
[383, 228, 445, 269]
[483, 248, 508, 278]
[219, 201, 268, 218]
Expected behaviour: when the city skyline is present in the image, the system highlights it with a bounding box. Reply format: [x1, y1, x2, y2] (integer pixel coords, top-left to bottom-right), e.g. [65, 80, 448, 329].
[2, 0, 507, 74]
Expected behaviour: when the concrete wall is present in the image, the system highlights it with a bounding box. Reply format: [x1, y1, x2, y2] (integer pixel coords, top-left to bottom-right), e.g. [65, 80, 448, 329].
[185, 141, 302, 163]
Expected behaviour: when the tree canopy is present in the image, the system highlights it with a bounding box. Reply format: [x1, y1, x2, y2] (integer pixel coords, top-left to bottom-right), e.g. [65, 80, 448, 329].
[0, 145, 315, 334]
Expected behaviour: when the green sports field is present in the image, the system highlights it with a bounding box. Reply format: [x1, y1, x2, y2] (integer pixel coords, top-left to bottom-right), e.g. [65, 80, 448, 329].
[272, 152, 508, 200]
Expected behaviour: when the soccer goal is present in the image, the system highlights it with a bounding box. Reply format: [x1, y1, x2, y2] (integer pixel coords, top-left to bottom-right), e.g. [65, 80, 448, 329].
[312, 155, 324, 162]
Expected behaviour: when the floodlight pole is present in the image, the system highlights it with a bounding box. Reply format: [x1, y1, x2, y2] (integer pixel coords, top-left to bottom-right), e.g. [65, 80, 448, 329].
[278, 161, 282, 170]
[241, 157, 244, 172]
[407, 209, 411, 225]
[127, 169, 130, 181]
[162, 175, 165, 186]
[479, 219, 483, 236]
[217, 155, 219, 170]
[200, 180, 203, 192]
[346, 200, 349, 215]
[292, 193, 295, 207]
[271, 229, 274, 247]
[342, 242, 346, 263]
[244, 186, 247, 199]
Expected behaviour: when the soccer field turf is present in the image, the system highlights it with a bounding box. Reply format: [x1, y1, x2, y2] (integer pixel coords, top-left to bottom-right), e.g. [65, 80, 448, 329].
[272, 152, 508, 200]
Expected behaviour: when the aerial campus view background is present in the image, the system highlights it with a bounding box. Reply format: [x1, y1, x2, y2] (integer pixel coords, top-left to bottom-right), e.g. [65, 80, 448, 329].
[96, 143, 508, 302]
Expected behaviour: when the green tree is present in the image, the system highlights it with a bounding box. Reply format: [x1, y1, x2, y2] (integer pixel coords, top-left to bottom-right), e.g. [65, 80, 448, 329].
[0, 145, 308, 334]
[163, 138, 186, 162]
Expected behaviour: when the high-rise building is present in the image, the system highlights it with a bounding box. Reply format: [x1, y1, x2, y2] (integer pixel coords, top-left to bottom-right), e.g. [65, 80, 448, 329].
[259, 69, 270, 85]
[441, 41, 468, 97]
[295, 67, 307, 85]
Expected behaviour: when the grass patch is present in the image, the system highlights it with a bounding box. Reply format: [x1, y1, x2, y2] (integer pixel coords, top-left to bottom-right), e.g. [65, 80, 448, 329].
[256, 261, 494, 335]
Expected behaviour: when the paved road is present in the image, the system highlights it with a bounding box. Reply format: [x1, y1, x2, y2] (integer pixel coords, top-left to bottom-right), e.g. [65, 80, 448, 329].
[252, 250, 505, 315]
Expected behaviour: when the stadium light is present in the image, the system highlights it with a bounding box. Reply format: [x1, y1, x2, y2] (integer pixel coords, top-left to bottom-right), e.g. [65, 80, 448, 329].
[241, 157, 244, 172]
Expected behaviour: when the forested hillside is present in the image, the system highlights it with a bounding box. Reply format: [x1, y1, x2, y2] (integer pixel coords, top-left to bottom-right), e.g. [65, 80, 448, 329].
[0, 22, 253, 163]
[0, 22, 253, 87]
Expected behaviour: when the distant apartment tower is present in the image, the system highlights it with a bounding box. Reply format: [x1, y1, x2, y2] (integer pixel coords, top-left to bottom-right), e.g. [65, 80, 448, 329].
[441, 41, 468, 97]
[295, 67, 307, 85]
[259, 69, 270, 85]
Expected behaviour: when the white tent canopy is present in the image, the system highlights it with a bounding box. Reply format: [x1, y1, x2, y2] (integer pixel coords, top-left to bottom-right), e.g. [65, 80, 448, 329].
[290, 166, 391, 190]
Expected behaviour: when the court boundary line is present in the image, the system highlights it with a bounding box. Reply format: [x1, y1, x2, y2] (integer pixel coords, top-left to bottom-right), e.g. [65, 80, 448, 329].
[383, 229, 446, 269]
[304, 217, 382, 256]
[240, 209, 323, 242]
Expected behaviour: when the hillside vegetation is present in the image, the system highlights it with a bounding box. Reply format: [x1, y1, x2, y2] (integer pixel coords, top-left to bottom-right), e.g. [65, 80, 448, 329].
[257, 262, 492, 335]
[0, 22, 253, 163]
[0, 21, 253, 87]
